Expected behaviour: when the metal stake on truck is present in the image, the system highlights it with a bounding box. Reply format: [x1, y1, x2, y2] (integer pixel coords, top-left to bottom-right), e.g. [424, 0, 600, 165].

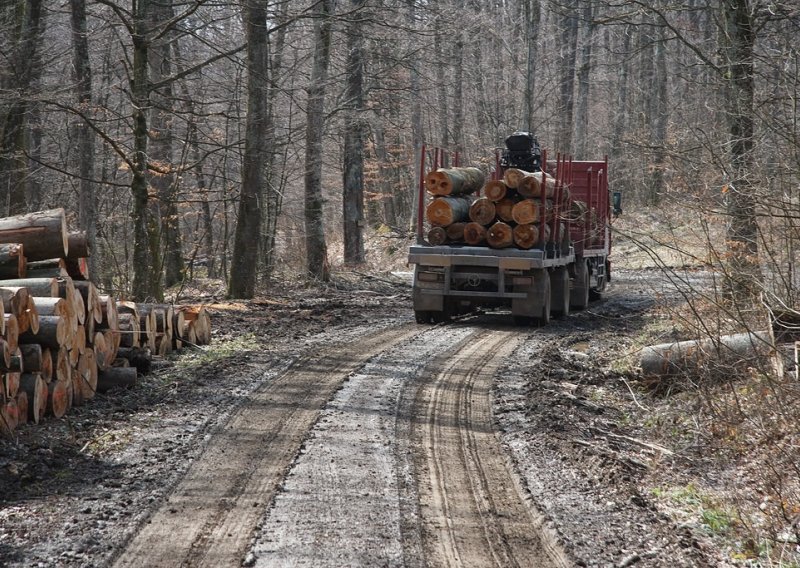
[408, 132, 612, 325]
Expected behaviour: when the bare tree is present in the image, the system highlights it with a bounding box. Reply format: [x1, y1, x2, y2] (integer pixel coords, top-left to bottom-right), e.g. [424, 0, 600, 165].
[304, 0, 334, 281]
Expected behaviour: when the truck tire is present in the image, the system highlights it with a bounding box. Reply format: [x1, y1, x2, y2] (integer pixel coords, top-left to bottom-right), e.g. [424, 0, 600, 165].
[571, 259, 590, 310]
[414, 310, 432, 324]
[538, 276, 551, 326]
[550, 267, 570, 319]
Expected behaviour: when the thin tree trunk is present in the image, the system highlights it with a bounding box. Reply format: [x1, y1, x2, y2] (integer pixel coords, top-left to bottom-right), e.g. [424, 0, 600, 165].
[523, 0, 541, 132]
[70, 0, 96, 276]
[149, 0, 182, 288]
[342, 0, 366, 265]
[131, 0, 163, 301]
[722, 0, 761, 297]
[0, 0, 43, 216]
[304, 0, 334, 281]
[229, 0, 269, 298]
[574, 0, 594, 159]
[408, 0, 423, 231]
[649, 23, 669, 205]
[557, 0, 579, 154]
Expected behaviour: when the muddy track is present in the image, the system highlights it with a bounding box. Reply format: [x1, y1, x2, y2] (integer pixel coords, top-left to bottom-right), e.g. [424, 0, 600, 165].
[112, 324, 419, 568]
[410, 329, 570, 568]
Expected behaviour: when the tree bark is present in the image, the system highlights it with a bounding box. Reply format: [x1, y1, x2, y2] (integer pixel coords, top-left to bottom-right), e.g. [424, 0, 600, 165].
[342, 0, 367, 266]
[229, 0, 269, 298]
[70, 0, 97, 277]
[573, 0, 594, 159]
[0, 209, 68, 261]
[304, 0, 334, 281]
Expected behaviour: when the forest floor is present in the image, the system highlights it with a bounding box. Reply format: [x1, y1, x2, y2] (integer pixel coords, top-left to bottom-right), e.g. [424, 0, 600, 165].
[1, 214, 798, 567]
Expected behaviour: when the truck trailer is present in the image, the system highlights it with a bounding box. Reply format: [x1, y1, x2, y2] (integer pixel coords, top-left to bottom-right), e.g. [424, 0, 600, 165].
[408, 132, 612, 325]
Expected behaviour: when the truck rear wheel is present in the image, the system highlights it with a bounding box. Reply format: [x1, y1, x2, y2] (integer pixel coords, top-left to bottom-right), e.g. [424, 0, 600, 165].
[414, 310, 432, 324]
[571, 259, 590, 310]
[550, 267, 570, 319]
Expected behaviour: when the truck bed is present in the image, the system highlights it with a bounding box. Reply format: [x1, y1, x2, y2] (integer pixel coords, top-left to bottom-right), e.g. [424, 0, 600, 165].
[408, 244, 574, 270]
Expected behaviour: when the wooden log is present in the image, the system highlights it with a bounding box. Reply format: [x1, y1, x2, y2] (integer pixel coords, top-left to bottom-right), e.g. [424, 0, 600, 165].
[0, 209, 68, 262]
[82, 348, 97, 399]
[463, 222, 487, 246]
[0, 277, 58, 297]
[511, 199, 553, 225]
[517, 171, 556, 198]
[5, 313, 18, 352]
[66, 231, 90, 259]
[1, 396, 19, 435]
[63, 375, 73, 413]
[47, 377, 69, 418]
[117, 347, 152, 374]
[8, 346, 22, 373]
[469, 197, 496, 225]
[73, 281, 102, 325]
[71, 288, 86, 327]
[425, 197, 471, 227]
[21, 294, 39, 335]
[118, 313, 140, 348]
[425, 167, 485, 196]
[487, 222, 514, 249]
[566, 200, 589, 225]
[122, 303, 156, 351]
[4, 371, 20, 398]
[20, 344, 48, 379]
[639, 331, 779, 379]
[484, 180, 512, 202]
[495, 197, 517, 223]
[104, 329, 120, 360]
[19, 373, 46, 423]
[445, 222, 466, 242]
[0, 338, 9, 369]
[64, 257, 90, 281]
[26, 258, 69, 279]
[427, 227, 447, 246]
[20, 315, 68, 349]
[97, 366, 137, 393]
[0, 286, 25, 329]
[93, 332, 112, 371]
[112, 358, 130, 368]
[502, 168, 528, 189]
[180, 306, 211, 345]
[15, 390, 27, 426]
[513, 223, 550, 249]
[51, 347, 71, 384]
[0, 243, 26, 279]
[172, 310, 186, 347]
[71, 364, 85, 407]
[73, 324, 87, 357]
[98, 294, 118, 330]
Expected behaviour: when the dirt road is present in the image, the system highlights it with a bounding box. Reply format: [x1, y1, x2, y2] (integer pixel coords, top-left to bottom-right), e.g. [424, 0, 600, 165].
[1, 271, 718, 567]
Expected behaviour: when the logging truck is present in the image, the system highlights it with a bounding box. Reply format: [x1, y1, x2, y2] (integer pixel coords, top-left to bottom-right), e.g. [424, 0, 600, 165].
[408, 132, 612, 325]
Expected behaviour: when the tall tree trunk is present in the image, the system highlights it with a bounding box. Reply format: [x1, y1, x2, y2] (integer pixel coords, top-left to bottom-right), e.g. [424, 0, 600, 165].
[260, 0, 290, 284]
[408, 0, 423, 231]
[722, 0, 760, 297]
[610, 25, 632, 160]
[434, 21, 449, 151]
[573, 0, 594, 159]
[523, 0, 541, 132]
[342, 0, 366, 265]
[70, 0, 96, 276]
[648, 23, 669, 205]
[0, 0, 43, 216]
[131, 0, 163, 301]
[304, 0, 333, 281]
[452, 36, 465, 158]
[149, 0, 183, 288]
[229, 0, 269, 298]
[557, 0, 579, 154]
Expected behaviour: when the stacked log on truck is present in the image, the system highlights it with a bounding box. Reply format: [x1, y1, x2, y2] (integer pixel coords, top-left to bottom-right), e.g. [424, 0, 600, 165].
[424, 166, 595, 250]
[0, 209, 213, 436]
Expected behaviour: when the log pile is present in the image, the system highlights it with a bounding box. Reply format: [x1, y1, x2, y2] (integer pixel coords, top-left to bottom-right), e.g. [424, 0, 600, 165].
[0, 209, 212, 436]
[424, 166, 581, 250]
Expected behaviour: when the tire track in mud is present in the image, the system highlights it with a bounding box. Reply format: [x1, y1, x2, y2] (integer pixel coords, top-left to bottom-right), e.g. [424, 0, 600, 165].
[112, 324, 420, 568]
[410, 329, 570, 568]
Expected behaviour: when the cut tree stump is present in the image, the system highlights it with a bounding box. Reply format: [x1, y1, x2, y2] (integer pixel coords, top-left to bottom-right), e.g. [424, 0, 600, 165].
[0, 243, 26, 279]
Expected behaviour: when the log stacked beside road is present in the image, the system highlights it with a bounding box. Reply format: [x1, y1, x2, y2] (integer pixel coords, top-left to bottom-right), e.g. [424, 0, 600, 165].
[424, 166, 584, 250]
[0, 208, 212, 436]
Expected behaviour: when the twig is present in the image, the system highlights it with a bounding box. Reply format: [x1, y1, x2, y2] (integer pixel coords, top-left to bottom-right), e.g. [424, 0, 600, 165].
[620, 377, 651, 411]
